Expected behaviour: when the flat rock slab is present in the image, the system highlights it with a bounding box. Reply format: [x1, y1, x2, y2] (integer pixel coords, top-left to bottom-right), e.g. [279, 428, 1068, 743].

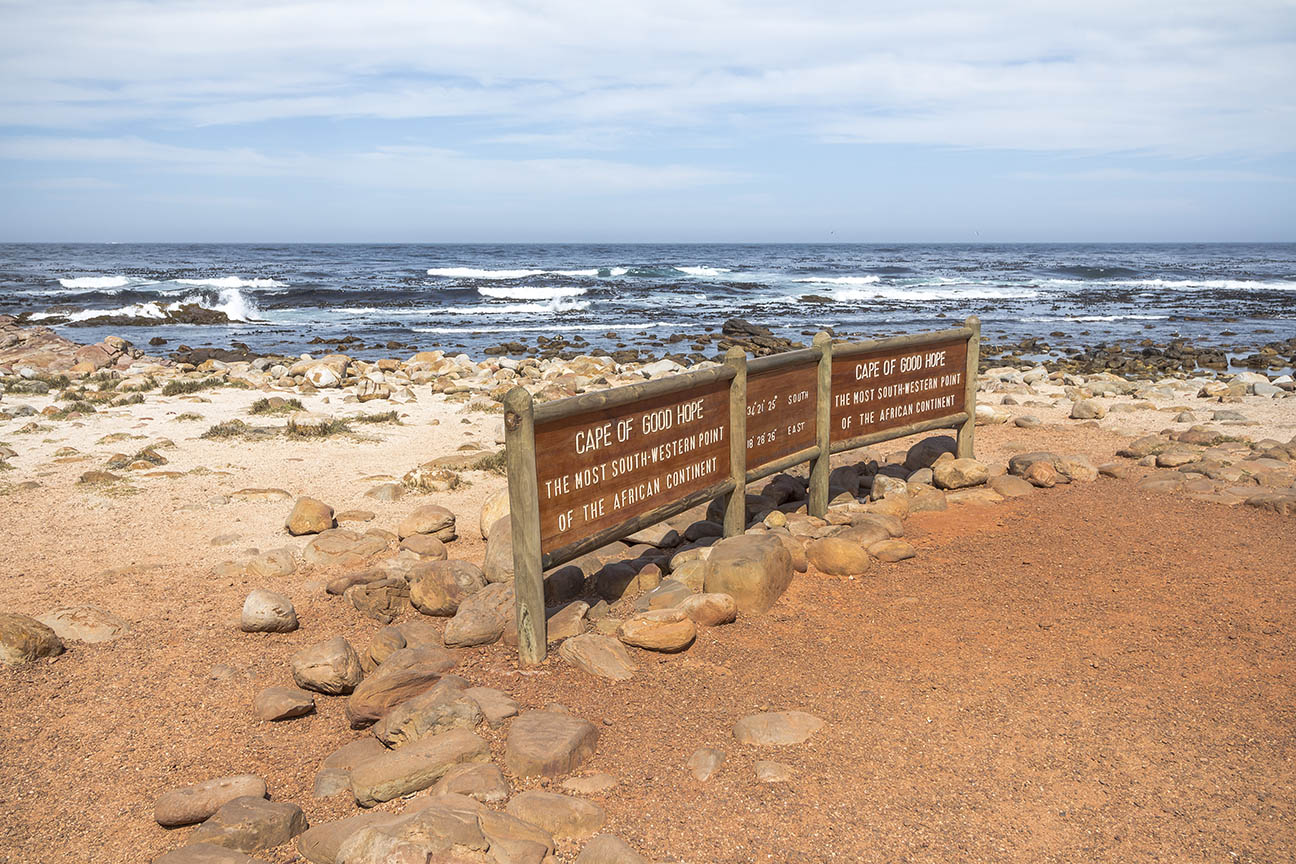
[755, 760, 794, 783]
[372, 683, 481, 748]
[35, 605, 130, 643]
[559, 634, 636, 681]
[313, 738, 385, 799]
[252, 686, 315, 721]
[154, 775, 267, 828]
[505, 708, 599, 779]
[432, 761, 511, 803]
[189, 796, 307, 853]
[574, 834, 651, 864]
[464, 686, 520, 727]
[294, 813, 394, 864]
[349, 728, 489, 807]
[733, 710, 826, 746]
[506, 790, 606, 841]
[154, 844, 269, 864]
[561, 773, 618, 796]
[686, 748, 725, 781]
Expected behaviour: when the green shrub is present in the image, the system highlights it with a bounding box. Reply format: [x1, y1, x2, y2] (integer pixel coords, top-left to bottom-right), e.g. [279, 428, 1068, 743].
[249, 397, 304, 415]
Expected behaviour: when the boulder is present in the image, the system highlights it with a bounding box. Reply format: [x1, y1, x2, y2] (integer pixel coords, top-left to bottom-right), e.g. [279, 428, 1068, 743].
[868, 538, 915, 563]
[34, 605, 128, 644]
[480, 490, 509, 539]
[559, 634, 636, 681]
[618, 609, 696, 652]
[1070, 399, 1106, 420]
[1023, 461, 1058, 488]
[189, 796, 308, 852]
[806, 536, 872, 576]
[253, 686, 315, 721]
[371, 682, 482, 748]
[409, 560, 486, 616]
[302, 529, 389, 569]
[733, 710, 826, 746]
[244, 548, 297, 580]
[988, 474, 1034, 497]
[1007, 451, 1061, 475]
[483, 516, 514, 582]
[931, 457, 989, 490]
[154, 775, 267, 827]
[239, 590, 297, 633]
[678, 593, 737, 626]
[295, 814, 394, 864]
[349, 728, 490, 807]
[506, 791, 606, 841]
[702, 534, 793, 615]
[292, 636, 363, 695]
[397, 504, 457, 542]
[286, 497, 335, 536]
[0, 612, 64, 665]
[904, 435, 957, 470]
[345, 646, 458, 729]
[397, 533, 447, 560]
[505, 708, 599, 779]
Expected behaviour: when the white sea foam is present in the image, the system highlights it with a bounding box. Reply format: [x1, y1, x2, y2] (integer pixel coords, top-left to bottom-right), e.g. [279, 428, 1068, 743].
[57, 275, 131, 290]
[427, 266, 630, 279]
[444, 299, 590, 315]
[677, 266, 731, 277]
[415, 321, 667, 334]
[830, 284, 1039, 302]
[174, 277, 287, 289]
[478, 286, 588, 301]
[1021, 314, 1170, 323]
[793, 275, 882, 286]
[1040, 277, 1296, 292]
[30, 287, 263, 324]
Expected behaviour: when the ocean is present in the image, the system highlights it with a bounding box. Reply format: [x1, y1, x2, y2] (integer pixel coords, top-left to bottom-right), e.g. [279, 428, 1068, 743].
[1, 243, 1294, 360]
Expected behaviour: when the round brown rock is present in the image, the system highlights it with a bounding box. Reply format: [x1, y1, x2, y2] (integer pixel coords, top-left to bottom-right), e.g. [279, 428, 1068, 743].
[409, 560, 486, 616]
[286, 497, 335, 536]
[239, 590, 298, 633]
[0, 612, 65, 665]
[702, 533, 793, 615]
[397, 504, 457, 541]
[806, 536, 873, 576]
[617, 608, 696, 653]
[291, 636, 363, 695]
[506, 790, 606, 841]
[678, 593, 737, 626]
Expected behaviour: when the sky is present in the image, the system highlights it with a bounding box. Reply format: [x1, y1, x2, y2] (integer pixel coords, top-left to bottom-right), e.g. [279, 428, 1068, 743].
[0, 0, 1293, 242]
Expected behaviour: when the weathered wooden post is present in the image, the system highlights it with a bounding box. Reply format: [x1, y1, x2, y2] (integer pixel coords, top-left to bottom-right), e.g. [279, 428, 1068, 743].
[503, 385, 545, 666]
[809, 331, 832, 517]
[724, 346, 747, 537]
[957, 316, 981, 459]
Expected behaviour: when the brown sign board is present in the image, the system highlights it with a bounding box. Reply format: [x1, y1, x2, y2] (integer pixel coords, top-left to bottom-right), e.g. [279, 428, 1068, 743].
[745, 360, 817, 471]
[533, 378, 731, 556]
[830, 336, 968, 442]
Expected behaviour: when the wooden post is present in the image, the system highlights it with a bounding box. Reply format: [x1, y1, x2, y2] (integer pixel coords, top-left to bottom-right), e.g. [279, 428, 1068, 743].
[503, 386, 545, 666]
[723, 346, 747, 537]
[809, 331, 832, 517]
[957, 316, 981, 459]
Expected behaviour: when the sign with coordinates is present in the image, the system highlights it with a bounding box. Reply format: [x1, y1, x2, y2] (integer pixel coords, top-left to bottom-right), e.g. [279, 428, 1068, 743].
[533, 380, 731, 555]
[745, 361, 817, 471]
[830, 337, 967, 442]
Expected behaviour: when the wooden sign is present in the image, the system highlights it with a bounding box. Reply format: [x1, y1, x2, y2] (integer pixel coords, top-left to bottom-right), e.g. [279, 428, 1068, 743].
[533, 379, 731, 556]
[745, 360, 817, 472]
[830, 336, 968, 442]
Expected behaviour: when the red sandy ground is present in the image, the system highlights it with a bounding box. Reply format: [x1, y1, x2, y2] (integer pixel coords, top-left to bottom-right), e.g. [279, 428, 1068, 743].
[1, 469, 1294, 862]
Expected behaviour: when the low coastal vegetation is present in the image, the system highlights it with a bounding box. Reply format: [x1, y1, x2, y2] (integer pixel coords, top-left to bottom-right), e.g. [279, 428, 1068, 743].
[350, 410, 400, 425]
[248, 397, 304, 415]
[161, 376, 250, 396]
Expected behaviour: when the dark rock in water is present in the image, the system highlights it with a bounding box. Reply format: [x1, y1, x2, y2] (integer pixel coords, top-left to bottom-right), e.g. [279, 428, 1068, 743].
[170, 345, 268, 365]
[65, 303, 231, 327]
[722, 318, 773, 338]
[799, 294, 833, 304]
[149, 336, 167, 346]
